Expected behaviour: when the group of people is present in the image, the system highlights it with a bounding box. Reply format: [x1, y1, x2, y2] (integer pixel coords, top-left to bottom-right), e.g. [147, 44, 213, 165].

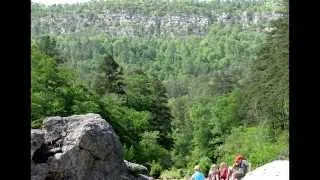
[191, 155, 249, 180]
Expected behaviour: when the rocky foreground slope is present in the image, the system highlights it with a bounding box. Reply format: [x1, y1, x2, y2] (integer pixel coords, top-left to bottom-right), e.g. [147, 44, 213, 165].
[31, 113, 152, 180]
[242, 160, 289, 180]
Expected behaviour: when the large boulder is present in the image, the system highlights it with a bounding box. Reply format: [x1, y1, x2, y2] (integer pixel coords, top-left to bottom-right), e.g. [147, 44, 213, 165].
[31, 129, 45, 158]
[124, 160, 149, 175]
[242, 160, 289, 180]
[31, 113, 151, 180]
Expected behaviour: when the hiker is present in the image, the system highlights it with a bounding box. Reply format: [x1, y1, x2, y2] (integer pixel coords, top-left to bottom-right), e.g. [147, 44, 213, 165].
[228, 166, 233, 180]
[191, 165, 205, 180]
[230, 155, 249, 180]
[219, 162, 230, 180]
[207, 164, 220, 180]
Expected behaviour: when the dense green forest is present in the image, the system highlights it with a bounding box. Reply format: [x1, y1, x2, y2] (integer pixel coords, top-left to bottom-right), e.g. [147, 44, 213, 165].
[31, 0, 288, 178]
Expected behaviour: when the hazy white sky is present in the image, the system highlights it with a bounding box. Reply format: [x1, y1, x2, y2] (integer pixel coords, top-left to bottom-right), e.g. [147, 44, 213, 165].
[32, 0, 92, 5]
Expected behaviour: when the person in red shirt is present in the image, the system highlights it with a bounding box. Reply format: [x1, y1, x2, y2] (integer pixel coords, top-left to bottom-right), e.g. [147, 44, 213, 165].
[219, 162, 230, 180]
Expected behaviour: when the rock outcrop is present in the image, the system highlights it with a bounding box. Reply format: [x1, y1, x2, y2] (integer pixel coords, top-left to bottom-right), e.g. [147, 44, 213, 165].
[242, 160, 289, 180]
[31, 1, 282, 38]
[32, 10, 280, 38]
[124, 160, 149, 175]
[31, 113, 152, 180]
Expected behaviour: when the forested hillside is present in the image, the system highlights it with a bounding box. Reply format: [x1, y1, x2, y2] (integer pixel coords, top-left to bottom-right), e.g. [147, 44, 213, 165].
[31, 0, 288, 178]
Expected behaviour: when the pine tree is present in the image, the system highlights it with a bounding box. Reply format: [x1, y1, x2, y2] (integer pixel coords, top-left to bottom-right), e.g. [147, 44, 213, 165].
[93, 54, 126, 96]
[149, 79, 174, 150]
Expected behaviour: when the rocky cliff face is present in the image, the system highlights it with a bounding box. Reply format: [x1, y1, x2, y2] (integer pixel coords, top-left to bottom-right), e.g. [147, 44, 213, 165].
[31, 3, 282, 37]
[31, 113, 152, 180]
